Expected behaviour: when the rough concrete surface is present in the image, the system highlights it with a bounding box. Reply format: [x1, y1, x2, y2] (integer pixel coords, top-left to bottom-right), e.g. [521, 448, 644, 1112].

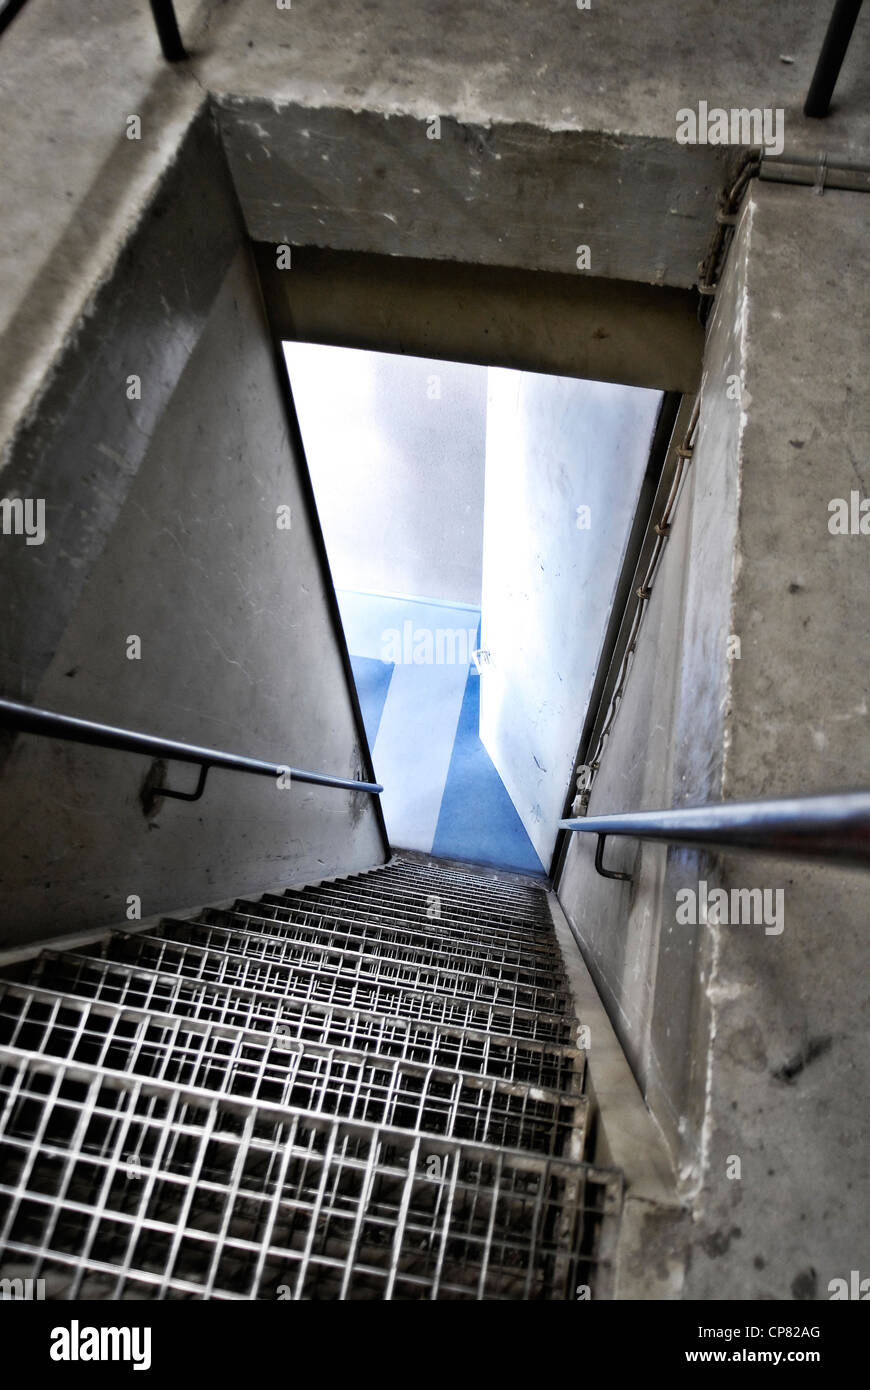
[683, 183, 870, 1300]
[0, 173, 385, 945]
[7, 0, 870, 455]
[1, 0, 869, 1303]
[559, 181, 870, 1298]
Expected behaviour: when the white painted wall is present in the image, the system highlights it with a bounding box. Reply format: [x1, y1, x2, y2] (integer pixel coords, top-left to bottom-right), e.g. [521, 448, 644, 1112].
[479, 369, 661, 865]
[338, 589, 478, 852]
[284, 343, 486, 605]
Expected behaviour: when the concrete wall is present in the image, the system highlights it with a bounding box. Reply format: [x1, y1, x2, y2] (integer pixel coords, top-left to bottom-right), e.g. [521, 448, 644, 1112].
[206, 1, 870, 289]
[0, 118, 385, 951]
[8, 0, 866, 422]
[680, 181, 870, 1302]
[284, 344, 486, 605]
[0, 0, 208, 455]
[3, 0, 870, 1300]
[557, 181, 870, 1299]
[480, 370, 660, 865]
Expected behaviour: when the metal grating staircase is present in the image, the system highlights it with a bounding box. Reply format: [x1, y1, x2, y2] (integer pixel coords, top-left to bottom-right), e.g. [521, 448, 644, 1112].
[0, 856, 622, 1300]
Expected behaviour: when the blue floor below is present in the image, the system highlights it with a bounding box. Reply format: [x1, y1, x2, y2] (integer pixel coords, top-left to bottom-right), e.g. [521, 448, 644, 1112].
[346, 601, 544, 875]
[432, 666, 545, 875]
[350, 654, 394, 749]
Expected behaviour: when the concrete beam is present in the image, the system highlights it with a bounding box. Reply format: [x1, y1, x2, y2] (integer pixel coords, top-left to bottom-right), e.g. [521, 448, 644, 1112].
[256, 246, 703, 394]
[201, 0, 870, 290]
[198, 0, 870, 164]
[221, 101, 732, 290]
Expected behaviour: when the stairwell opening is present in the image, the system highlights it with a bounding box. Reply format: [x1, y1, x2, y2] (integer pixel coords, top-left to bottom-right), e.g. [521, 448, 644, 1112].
[0, 205, 697, 1299]
[281, 335, 667, 878]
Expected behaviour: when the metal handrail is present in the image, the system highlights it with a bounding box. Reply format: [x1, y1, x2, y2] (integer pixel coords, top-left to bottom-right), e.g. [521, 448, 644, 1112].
[560, 791, 870, 879]
[0, 698, 383, 804]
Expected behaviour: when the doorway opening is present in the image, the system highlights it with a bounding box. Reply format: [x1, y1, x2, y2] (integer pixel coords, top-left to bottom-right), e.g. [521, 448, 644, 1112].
[283, 340, 663, 874]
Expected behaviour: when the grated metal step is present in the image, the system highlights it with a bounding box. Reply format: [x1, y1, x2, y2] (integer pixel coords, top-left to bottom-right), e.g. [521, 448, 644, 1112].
[211, 909, 564, 982]
[0, 857, 622, 1299]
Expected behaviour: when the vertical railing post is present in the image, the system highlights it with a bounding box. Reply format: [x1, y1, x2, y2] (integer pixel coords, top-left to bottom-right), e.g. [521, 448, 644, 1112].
[804, 0, 863, 117]
[148, 0, 187, 63]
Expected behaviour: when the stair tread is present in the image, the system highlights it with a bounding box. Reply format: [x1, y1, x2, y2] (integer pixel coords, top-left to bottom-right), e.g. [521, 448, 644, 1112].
[0, 857, 620, 1300]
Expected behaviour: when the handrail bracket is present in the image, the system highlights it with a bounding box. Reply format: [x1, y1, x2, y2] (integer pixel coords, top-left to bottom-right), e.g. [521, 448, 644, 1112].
[594, 833, 633, 883]
[141, 760, 211, 815]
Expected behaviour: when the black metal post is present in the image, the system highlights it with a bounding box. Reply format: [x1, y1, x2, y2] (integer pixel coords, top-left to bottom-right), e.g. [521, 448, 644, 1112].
[148, 0, 187, 63]
[804, 0, 863, 117]
[0, 0, 30, 39]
